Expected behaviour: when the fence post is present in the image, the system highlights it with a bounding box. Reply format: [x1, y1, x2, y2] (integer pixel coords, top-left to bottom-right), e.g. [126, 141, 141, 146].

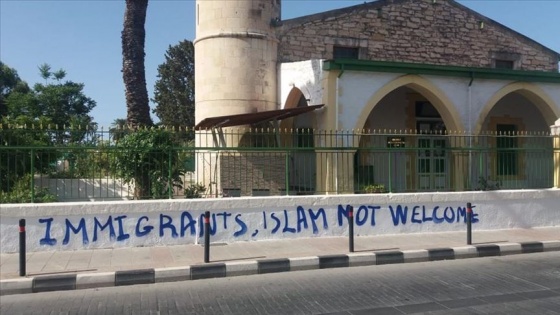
[19, 219, 26, 276]
[204, 211, 210, 263]
[168, 148, 173, 199]
[466, 202, 472, 245]
[30, 149, 35, 203]
[285, 152, 289, 195]
[348, 206, 354, 252]
[388, 151, 392, 193]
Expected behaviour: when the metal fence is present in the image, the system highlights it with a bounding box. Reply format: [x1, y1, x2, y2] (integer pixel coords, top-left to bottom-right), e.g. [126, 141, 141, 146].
[0, 126, 557, 202]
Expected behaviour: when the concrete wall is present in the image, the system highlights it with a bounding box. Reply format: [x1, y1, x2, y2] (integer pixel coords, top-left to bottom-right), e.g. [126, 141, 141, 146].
[1, 190, 559, 253]
[35, 177, 133, 202]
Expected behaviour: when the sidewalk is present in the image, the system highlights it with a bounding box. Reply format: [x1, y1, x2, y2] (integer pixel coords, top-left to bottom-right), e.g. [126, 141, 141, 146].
[1, 227, 559, 295]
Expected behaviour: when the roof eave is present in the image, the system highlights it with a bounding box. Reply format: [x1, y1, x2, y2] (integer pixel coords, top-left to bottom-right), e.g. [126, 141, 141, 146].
[323, 59, 560, 83]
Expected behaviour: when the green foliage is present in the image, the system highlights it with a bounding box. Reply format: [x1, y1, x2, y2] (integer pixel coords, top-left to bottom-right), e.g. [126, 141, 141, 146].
[109, 118, 130, 143]
[152, 40, 195, 140]
[38, 63, 52, 82]
[49, 146, 113, 179]
[4, 63, 96, 144]
[184, 183, 206, 199]
[477, 176, 501, 191]
[1, 61, 31, 117]
[32, 80, 96, 144]
[0, 62, 97, 194]
[362, 184, 387, 193]
[0, 126, 58, 192]
[0, 174, 57, 203]
[111, 129, 184, 199]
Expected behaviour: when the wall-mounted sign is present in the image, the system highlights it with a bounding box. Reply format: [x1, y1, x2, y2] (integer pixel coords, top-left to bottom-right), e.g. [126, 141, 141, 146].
[387, 137, 406, 148]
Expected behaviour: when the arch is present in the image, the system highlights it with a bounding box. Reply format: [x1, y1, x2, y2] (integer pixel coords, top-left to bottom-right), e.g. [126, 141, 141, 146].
[283, 87, 305, 110]
[354, 74, 464, 137]
[351, 75, 464, 191]
[280, 87, 315, 131]
[474, 82, 559, 134]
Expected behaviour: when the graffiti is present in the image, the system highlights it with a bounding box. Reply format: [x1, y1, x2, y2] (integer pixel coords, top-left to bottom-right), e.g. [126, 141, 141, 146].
[36, 203, 479, 247]
[387, 205, 479, 225]
[261, 207, 328, 235]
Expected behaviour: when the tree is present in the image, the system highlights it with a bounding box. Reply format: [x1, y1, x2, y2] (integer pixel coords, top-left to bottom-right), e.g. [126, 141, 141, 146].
[0, 63, 97, 203]
[30, 66, 96, 144]
[122, 0, 153, 128]
[152, 40, 195, 138]
[0, 61, 30, 117]
[4, 64, 96, 134]
[112, 129, 183, 199]
[109, 118, 130, 143]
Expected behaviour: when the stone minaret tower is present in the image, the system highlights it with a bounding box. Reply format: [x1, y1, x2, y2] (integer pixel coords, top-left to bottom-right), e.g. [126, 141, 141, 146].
[194, 0, 281, 136]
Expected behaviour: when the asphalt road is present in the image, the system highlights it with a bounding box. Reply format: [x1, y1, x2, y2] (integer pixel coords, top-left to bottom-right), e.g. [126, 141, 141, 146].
[1, 252, 559, 315]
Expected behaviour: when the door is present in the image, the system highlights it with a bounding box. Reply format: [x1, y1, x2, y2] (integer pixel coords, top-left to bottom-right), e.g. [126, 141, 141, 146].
[417, 137, 448, 191]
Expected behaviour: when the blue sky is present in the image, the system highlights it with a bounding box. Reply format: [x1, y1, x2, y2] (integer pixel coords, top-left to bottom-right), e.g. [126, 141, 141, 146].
[1, 0, 559, 128]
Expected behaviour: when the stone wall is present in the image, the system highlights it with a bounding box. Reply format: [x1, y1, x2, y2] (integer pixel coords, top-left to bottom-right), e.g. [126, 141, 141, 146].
[277, 0, 558, 71]
[219, 151, 287, 196]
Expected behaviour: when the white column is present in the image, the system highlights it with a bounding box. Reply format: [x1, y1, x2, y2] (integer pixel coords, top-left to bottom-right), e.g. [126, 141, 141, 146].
[551, 119, 560, 188]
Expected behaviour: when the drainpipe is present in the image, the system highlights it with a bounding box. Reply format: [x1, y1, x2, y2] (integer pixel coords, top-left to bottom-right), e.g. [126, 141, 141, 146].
[468, 72, 474, 188]
[335, 65, 345, 194]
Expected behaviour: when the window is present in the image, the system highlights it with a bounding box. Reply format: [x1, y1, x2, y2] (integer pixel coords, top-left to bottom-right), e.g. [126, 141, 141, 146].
[497, 124, 518, 176]
[495, 60, 514, 69]
[490, 51, 520, 70]
[333, 46, 359, 59]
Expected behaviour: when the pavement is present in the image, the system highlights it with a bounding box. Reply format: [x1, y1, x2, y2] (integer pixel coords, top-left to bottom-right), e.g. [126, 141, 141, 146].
[1, 227, 559, 296]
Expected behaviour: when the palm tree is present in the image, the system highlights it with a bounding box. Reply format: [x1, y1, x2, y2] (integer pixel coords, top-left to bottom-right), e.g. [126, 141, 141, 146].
[109, 118, 128, 143]
[121, 0, 153, 198]
[122, 0, 153, 128]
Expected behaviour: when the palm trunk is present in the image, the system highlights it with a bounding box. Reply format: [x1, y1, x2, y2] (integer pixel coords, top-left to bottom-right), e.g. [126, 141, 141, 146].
[122, 0, 153, 128]
[122, 0, 153, 199]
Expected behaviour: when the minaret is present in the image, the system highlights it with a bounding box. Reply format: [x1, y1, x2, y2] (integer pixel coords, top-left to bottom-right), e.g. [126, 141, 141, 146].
[194, 0, 281, 133]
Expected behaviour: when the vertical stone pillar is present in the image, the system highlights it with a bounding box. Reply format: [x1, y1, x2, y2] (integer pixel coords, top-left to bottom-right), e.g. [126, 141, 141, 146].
[315, 143, 356, 194]
[315, 150, 332, 194]
[551, 119, 560, 188]
[448, 132, 467, 191]
[316, 150, 356, 194]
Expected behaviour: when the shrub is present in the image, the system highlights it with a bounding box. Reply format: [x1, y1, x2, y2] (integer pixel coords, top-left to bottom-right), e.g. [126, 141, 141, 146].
[184, 183, 206, 198]
[0, 174, 57, 203]
[111, 129, 184, 199]
[362, 184, 387, 193]
[477, 176, 501, 191]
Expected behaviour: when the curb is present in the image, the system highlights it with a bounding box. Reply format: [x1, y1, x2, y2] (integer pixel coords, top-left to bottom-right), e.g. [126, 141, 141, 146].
[2, 240, 559, 296]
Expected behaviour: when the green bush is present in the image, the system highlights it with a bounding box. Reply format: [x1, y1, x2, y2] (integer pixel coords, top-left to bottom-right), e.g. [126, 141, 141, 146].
[0, 174, 57, 203]
[111, 129, 184, 199]
[477, 176, 501, 191]
[362, 184, 387, 193]
[184, 183, 206, 198]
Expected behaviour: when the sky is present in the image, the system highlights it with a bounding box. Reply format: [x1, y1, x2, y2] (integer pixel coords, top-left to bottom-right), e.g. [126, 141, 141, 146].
[1, 0, 559, 128]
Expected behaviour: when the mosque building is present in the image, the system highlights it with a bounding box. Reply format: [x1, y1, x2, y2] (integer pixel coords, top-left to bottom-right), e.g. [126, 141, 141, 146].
[193, 0, 560, 196]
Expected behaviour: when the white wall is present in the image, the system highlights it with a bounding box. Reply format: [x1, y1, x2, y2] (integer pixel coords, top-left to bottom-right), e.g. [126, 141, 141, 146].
[36, 177, 133, 202]
[1, 190, 559, 253]
[279, 60, 325, 108]
[337, 72, 560, 133]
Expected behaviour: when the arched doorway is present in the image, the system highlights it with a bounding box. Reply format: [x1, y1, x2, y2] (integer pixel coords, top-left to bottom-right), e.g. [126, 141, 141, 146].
[353, 75, 462, 192]
[282, 87, 317, 194]
[475, 83, 559, 189]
